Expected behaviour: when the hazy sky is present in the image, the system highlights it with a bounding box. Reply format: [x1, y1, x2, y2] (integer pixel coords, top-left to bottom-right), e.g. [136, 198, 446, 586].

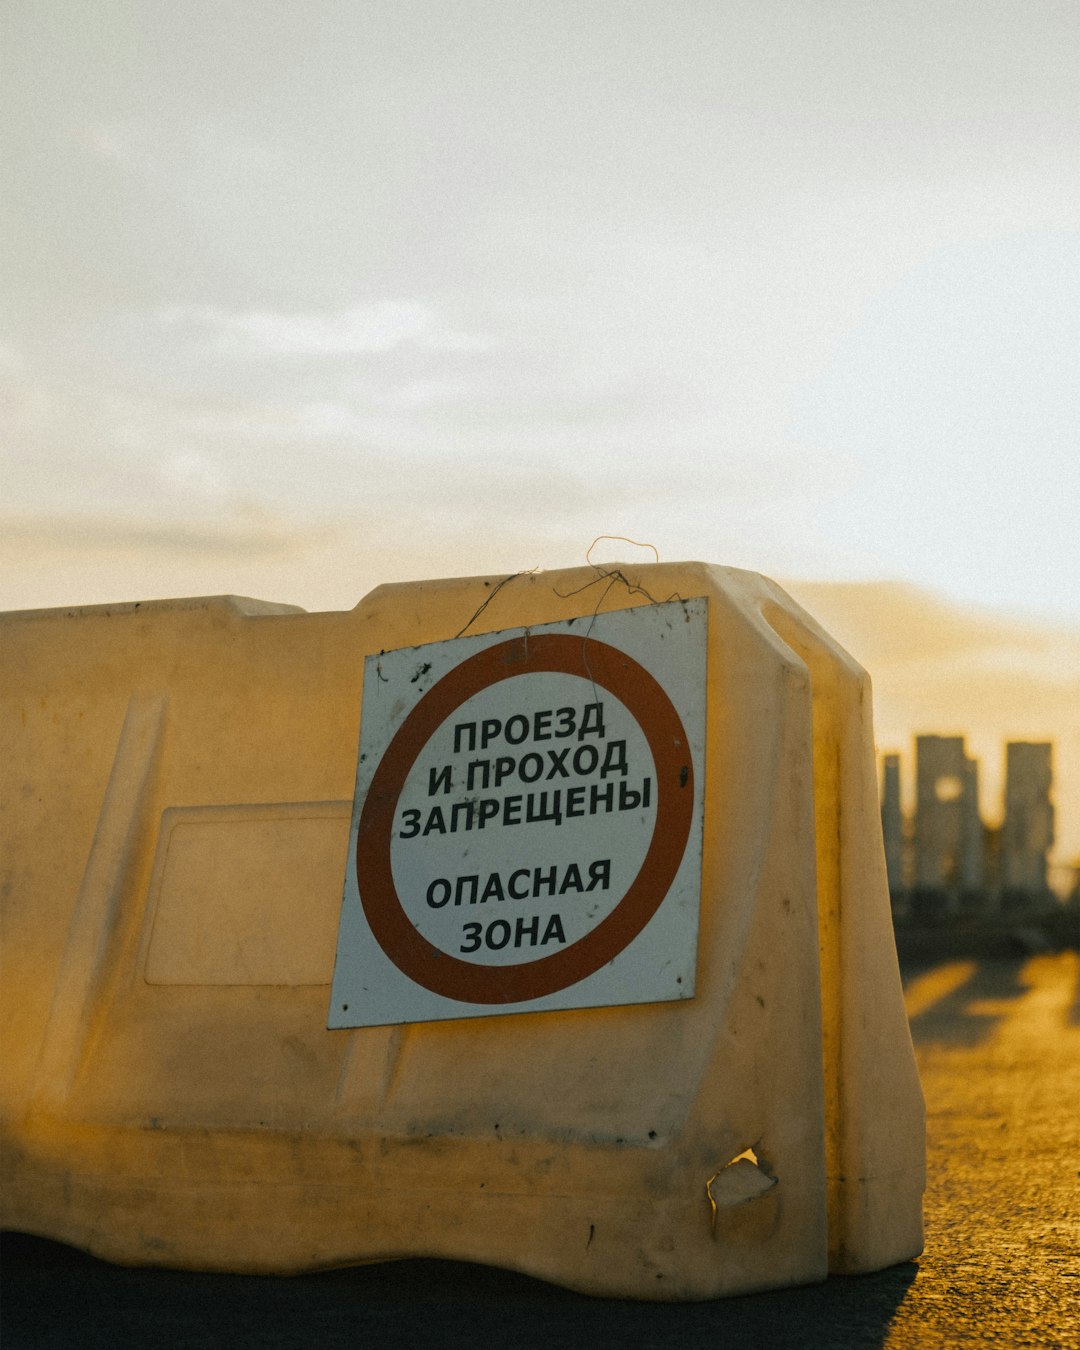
[2, 0, 1078, 620]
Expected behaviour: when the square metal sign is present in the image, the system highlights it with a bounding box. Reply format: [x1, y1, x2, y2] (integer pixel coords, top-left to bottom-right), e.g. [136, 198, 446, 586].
[328, 597, 707, 1027]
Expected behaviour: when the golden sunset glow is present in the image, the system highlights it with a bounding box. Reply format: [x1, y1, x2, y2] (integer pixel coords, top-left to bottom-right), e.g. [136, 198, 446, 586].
[2, 3, 1076, 870]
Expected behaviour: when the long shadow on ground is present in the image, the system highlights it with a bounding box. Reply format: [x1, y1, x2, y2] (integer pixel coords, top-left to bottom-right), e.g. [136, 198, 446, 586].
[2, 1232, 917, 1350]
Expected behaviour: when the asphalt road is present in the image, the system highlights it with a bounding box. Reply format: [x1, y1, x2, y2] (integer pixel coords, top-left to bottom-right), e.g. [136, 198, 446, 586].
[3, 952, 1078, 1349]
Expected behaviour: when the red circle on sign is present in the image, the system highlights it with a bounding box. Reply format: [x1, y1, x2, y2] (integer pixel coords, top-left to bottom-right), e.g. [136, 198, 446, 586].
[357, 632, 694, 1004]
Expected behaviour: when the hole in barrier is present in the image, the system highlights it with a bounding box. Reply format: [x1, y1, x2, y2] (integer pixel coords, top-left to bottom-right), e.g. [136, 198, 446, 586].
[706, 1146, 778, 1235]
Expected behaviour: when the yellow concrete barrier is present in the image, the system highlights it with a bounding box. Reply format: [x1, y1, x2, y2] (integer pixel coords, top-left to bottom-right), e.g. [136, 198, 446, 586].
[0, 563, 924, 1299]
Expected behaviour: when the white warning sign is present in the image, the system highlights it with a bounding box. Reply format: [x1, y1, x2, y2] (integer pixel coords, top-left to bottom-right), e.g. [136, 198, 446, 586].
[328, 597, 707, 1027]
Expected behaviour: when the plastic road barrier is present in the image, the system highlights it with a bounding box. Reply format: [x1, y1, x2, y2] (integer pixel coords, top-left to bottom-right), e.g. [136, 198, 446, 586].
[0, 562, 924, 1300]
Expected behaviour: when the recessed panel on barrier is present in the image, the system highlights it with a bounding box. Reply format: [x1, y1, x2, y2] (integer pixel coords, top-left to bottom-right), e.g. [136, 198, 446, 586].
[328, 598, 707, 1027]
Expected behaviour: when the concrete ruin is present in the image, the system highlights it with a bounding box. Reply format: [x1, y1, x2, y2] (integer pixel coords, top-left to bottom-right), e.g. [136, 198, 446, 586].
[881, 737, 1056, 917]
[1001, 742, 1055, 903]
[881, 753, 904, 898]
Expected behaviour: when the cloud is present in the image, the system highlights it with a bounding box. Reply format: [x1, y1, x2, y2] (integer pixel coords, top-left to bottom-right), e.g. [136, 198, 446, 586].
[0, 341, 27, 373]
[0, 511, 312, 561]
[781, 580, 1074, 669]
[75, 121, 160, 175]
[156, 301, 489, 358]
[159, 452, 232, 499]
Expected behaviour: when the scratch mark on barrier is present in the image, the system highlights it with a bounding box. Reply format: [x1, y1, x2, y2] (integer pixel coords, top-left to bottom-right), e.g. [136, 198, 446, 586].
[455, 570, 538, 639]
[552, 540, 687, 696]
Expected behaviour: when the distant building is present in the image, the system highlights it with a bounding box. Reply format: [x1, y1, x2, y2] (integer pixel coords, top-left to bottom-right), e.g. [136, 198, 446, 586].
[959, 754, 985, 898]
[881, 753, 904, 901]
[1001, 742, 1054, 904]
[881, 736, 1055, 918]
[912, 736, 982, 912]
